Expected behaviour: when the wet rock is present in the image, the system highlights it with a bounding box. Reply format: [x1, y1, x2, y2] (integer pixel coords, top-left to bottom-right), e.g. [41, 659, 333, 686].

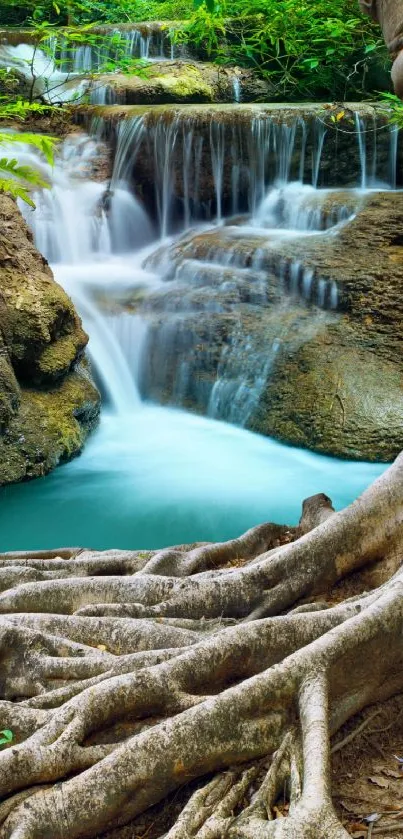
[86, 103, 400, 224]
[0, 195, 100, 485]
[92, 61, 273, 105]
[250, 318, 403, 462]
[139, 191, 403, 461]
[0, 198, 87, 383]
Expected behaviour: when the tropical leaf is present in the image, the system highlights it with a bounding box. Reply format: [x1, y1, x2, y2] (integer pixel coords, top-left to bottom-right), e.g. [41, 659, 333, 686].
[0, 133, 56, 205]
[0, 133, 57, 165]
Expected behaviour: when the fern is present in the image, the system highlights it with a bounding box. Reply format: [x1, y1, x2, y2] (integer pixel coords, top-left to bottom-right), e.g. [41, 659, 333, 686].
[0, 133, 57, 164]
[0, 176, 38, 207]
[0, 133, 57, 206]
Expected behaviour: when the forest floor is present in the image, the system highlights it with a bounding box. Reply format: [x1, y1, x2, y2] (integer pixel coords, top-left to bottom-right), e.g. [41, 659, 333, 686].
[331, 693, 403, 838]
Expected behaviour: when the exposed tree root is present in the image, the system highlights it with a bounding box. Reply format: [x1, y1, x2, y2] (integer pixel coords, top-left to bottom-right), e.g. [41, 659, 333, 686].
[0, 456, 401, 838]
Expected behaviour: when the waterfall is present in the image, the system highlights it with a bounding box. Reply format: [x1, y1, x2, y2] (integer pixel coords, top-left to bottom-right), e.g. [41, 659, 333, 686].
[13, 133, 156, 414]
[102, 108, 399, 235]
[389, 125, 399, 188]
[46, 25, 176, 73]
[354, 112, 367, 189]
[0, 25, 178, 106]
[9, 106, 400, 430]
[232, 77, 241, 102]
[0, 42, 90, 103]
[0, 118, 391, 552]
[18, 134, 153, 262]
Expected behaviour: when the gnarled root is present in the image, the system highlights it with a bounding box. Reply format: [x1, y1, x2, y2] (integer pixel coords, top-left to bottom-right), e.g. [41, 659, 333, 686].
[0, 455, 401, 838]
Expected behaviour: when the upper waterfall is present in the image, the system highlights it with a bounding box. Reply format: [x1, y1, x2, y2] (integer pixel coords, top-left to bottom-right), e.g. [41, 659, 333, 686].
[0, 25, 182, 105]
[97, 105, 400, 235]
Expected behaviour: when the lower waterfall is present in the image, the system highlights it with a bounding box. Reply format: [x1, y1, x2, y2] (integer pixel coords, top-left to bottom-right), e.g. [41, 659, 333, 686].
[0, 129, 386, 550]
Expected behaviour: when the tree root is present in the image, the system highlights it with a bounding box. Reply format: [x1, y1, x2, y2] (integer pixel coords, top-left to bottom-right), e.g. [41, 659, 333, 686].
[0, 456, 401, 838]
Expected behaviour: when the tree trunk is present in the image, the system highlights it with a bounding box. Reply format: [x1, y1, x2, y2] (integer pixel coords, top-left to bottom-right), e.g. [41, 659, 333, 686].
[0, 454, 402, 838]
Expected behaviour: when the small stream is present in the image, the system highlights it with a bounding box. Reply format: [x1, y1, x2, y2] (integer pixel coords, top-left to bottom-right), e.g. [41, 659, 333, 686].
[0, 121, 391, 551]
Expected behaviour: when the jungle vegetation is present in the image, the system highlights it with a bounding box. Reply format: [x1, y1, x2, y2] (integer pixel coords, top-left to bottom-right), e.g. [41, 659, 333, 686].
[0, 0, 390, 100]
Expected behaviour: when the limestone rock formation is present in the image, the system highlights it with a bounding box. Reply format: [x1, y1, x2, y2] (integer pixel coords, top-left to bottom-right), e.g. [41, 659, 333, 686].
[0, 195, 100, 485]
[254, 191, 403, 460]
[90, 104, 396, 220]
[92, 61, 273, 105]
[138, 192, 403, 461]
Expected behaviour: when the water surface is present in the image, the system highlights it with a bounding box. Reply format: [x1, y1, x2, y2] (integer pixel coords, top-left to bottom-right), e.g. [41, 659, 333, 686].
[0, 408, 385, 551]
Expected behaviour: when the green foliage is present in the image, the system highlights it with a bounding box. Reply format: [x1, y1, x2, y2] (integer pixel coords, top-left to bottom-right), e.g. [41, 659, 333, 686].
[0, 97, 53, 122]
[0, 133, 56, 206]
[174, 0, 387, 99]
[175, 4, 225, 55]
[0, 0, 391, 100]
[379, 92, 403, 126]
[120, 59, 152, 78]
[0, 730, 13, 747]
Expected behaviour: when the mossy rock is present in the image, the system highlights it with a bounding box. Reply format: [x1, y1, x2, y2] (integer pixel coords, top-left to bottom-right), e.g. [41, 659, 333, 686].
[93, 61, 274, 105]
[0, 361, 100, 485]
[250, 320, 403, 462]
[0, 195, 100, 485]
[138, 191, 403, 461]
[0, 196, 87, 384]
[0, 346, 20, 433]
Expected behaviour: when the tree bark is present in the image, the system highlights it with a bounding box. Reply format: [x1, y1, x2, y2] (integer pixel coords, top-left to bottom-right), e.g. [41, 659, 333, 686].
[0, 454, 402, 838]
[359, 0, 403, 95]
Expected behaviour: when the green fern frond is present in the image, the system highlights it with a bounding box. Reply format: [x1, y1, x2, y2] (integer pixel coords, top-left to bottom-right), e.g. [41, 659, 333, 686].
[0, 157, 50, 188]
[0, 178, 36, 208]
[0, 133, 57, 205]
[0, 133, 57, 165]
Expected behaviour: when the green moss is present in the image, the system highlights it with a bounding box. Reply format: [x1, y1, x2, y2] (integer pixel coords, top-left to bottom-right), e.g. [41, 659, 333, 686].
[0, 195, 99, 486]
[37, 334, 86, 379]
[152, 65, 213, 101]
[0, 197, 87, 385]
[0, 363, 100, 485]
[0, 353, 20, 431]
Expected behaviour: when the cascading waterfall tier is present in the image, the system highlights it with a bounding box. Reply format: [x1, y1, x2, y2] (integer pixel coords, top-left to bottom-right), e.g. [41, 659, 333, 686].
[0, 41, 90, 103]
[47, 23, 181, 75]
[92, 104, 400, 235]
[0, 24, 182, 105]
[0, 124, 392, 548]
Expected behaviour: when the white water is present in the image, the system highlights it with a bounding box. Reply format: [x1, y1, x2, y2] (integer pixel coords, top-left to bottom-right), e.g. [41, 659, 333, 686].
[16, 134, 155, 412]
[232, 77, 241, 103]
[49, 26, 177, 72]
[0, 128, 389, 550]
[102, 109, 399, 234]
[0, 28, 182, 107]
[0, 42, 89, 103]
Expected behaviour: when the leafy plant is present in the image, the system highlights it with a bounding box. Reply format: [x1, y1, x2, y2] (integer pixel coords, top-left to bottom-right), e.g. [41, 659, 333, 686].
[0, 0, 391, 101]
[174, 0, 387, 99]
[379, 91, 403, 125]
[0, 133, 56, 206]
[0, 730, 13, 747]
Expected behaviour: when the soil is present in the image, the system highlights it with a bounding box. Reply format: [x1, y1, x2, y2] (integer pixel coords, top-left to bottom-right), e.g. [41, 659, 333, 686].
[332, 695, 403, 838]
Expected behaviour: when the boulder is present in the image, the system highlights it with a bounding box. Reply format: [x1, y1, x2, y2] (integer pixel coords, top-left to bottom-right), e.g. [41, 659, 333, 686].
[0, 195, 100, 485]
[92, 61, 273, 105]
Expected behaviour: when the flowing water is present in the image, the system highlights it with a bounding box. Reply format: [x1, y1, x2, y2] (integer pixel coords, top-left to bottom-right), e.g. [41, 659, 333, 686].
[0, 115, 393, 551]
[0, 29, 183, 106]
